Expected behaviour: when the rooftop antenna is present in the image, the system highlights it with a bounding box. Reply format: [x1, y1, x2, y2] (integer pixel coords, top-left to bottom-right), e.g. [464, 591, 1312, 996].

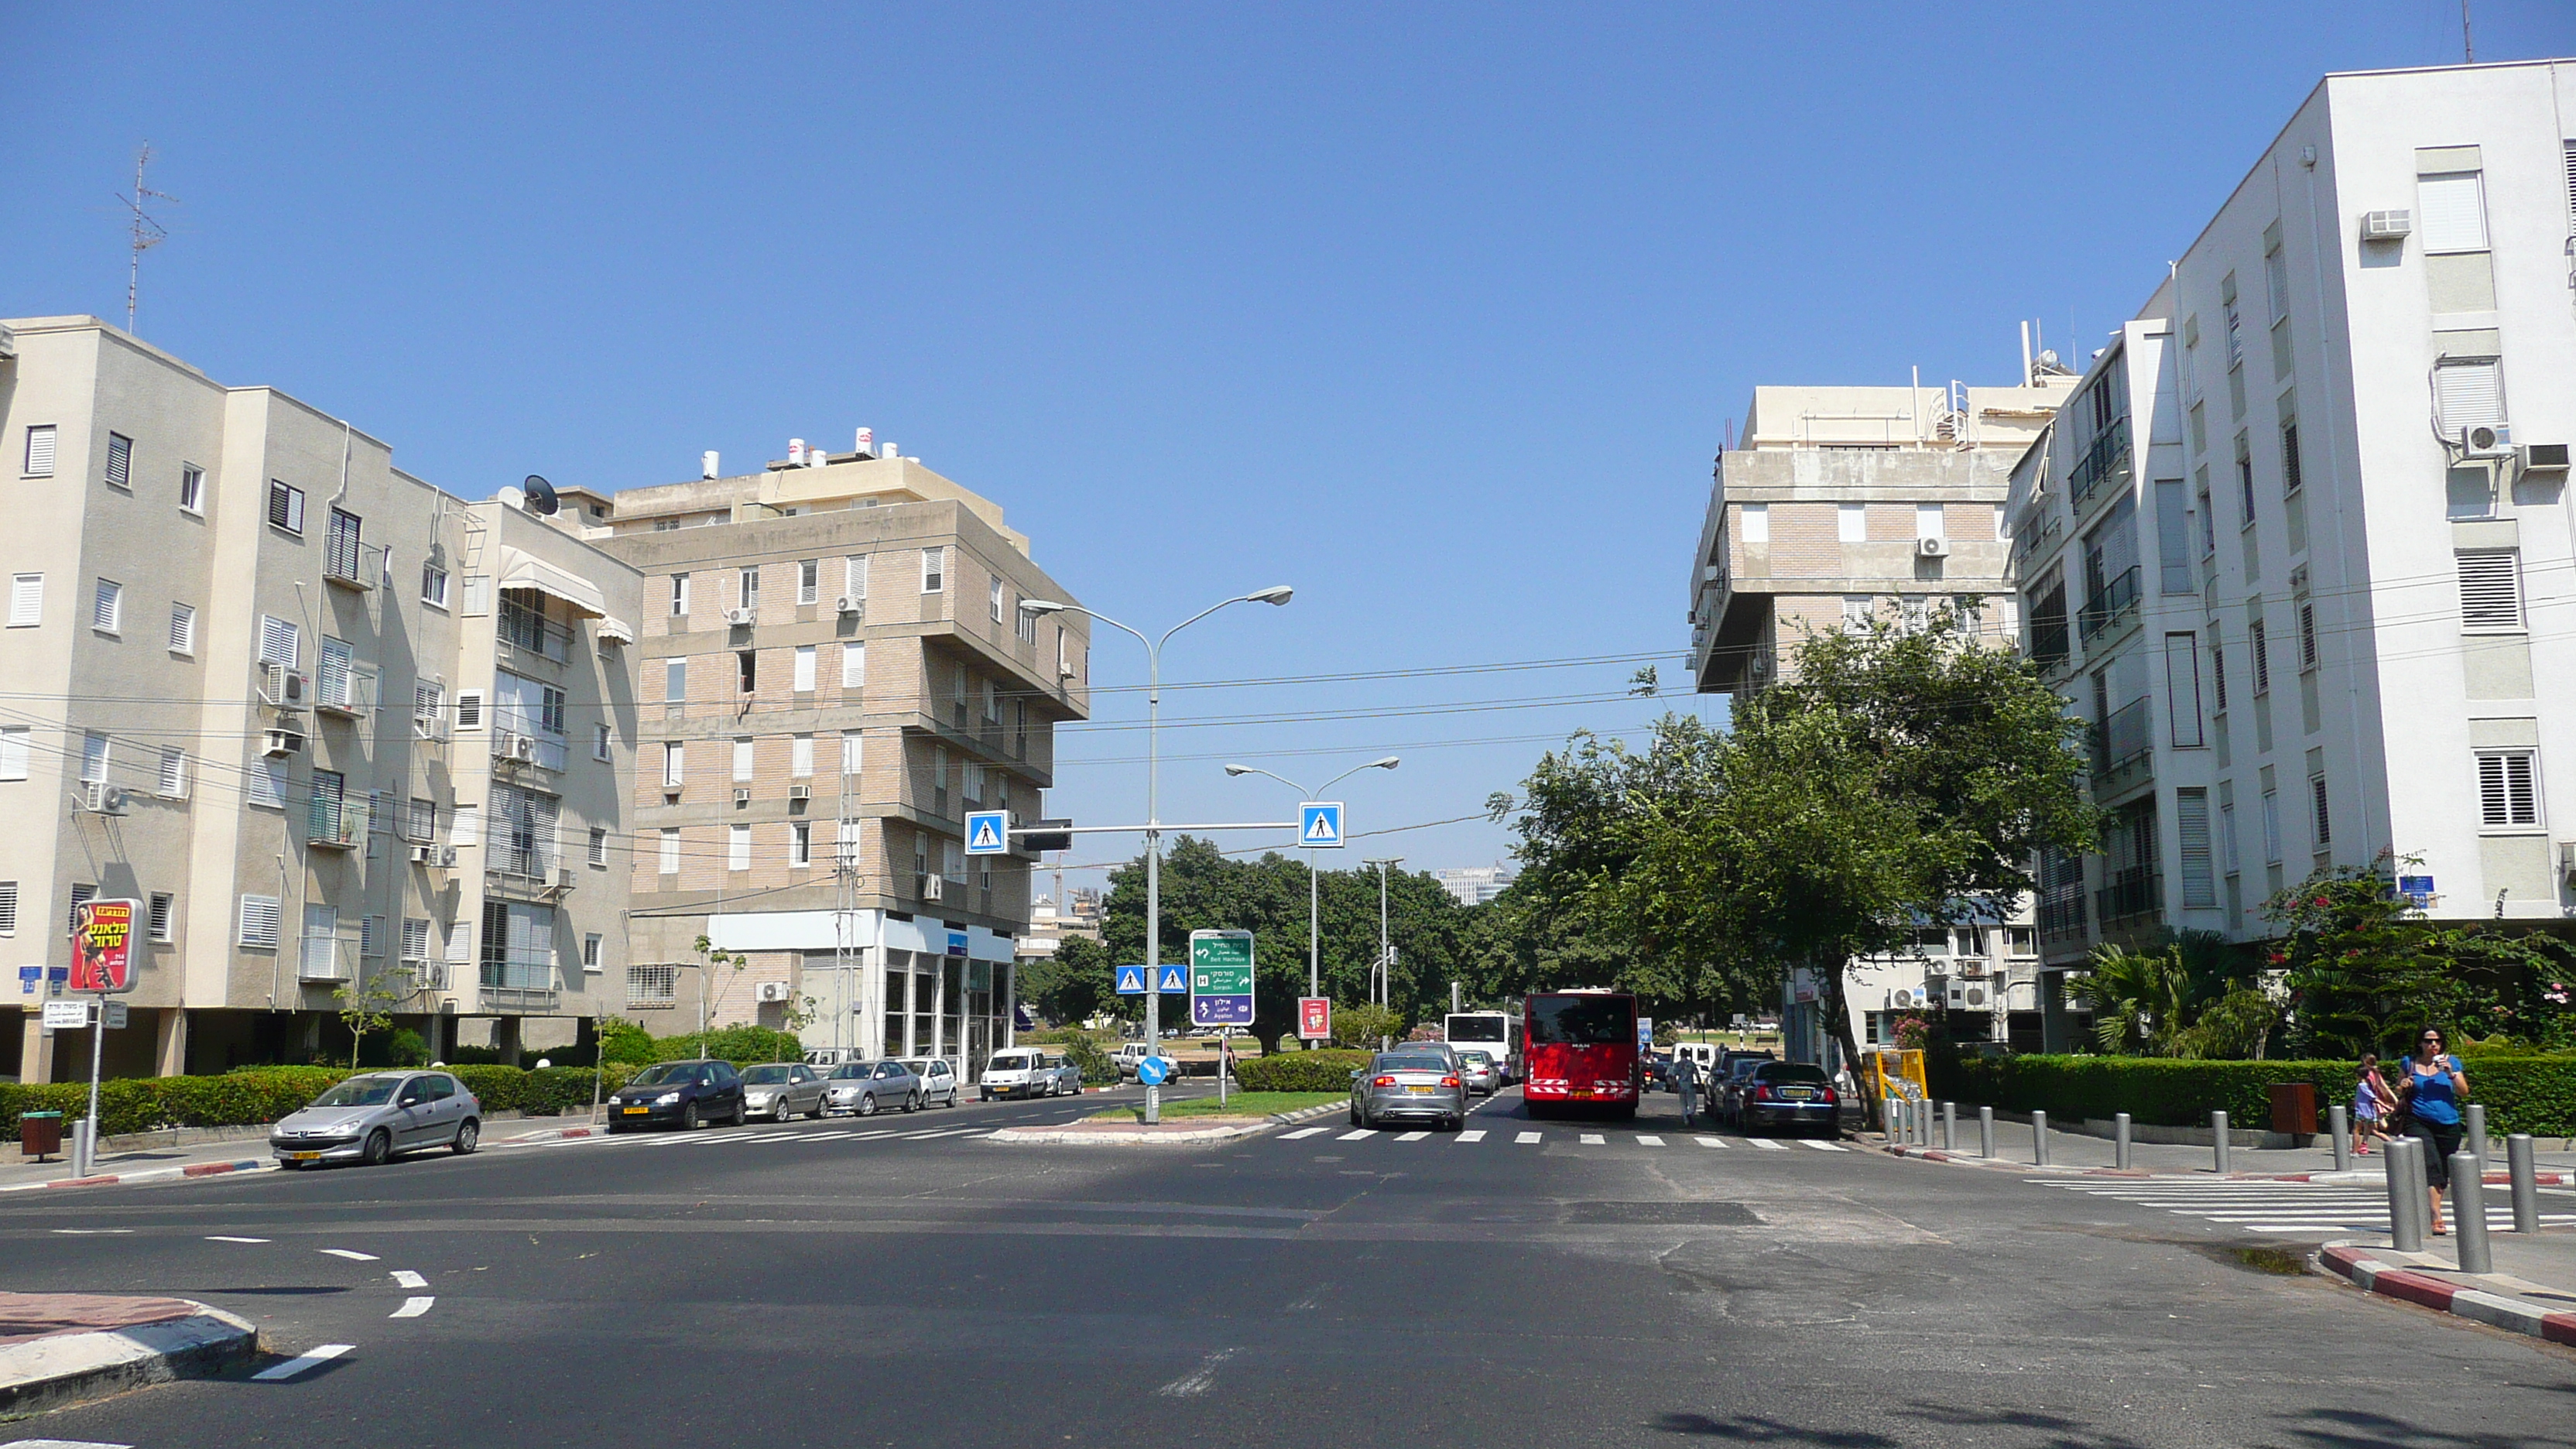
[116, 144, 176, 335]
[2460, 0, 2473, 63]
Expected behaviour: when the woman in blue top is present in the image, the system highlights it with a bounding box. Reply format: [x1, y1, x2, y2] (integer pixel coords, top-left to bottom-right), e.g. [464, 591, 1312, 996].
[2401, 1028, 2471, 1235]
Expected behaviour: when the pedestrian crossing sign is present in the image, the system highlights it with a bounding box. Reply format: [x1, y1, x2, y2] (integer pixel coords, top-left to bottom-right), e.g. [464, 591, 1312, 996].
[1156, 965, 1189, 994]
[1115, 965, 1149, 995]
[964, 810, 1009, 855]
[1299, 801, 1345, 848]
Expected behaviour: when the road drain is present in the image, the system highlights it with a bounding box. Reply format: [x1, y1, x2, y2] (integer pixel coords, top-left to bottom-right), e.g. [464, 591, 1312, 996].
[1565, 1201, 1758, 1225]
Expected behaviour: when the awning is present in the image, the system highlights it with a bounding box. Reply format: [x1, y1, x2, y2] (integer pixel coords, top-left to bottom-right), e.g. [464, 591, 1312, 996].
[497, 548, 607, 619]
[597, 616, 635, 645]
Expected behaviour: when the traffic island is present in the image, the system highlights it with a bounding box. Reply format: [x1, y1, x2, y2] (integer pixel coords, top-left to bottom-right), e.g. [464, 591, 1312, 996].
[0, 1291, 259, 1414]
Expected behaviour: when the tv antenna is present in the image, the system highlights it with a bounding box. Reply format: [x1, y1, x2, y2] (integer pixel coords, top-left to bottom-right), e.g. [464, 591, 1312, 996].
[117, 144, 177, 334]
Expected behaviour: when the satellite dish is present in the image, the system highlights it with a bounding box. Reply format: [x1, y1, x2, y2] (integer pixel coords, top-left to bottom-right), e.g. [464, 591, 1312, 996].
[522, 474, 560, 516]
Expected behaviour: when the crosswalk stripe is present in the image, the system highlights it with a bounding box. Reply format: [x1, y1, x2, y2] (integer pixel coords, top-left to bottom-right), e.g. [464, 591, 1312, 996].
[1802, 1140, 1849, 1152]
[1515, 1131, 1543, 1144]
[1580, 1133, 1606, 1145]
[1635, 1135, 1665, 1147]
[1695, 1136, 1728, 1148]
[1389, 1130, 1425, 1142]
[1456, 1129, 1487, 1142]
[1282, 1127, 1328, 1140]
[1749, 1138, 1787, 1150]
[1337, 1130, 1372, 1142]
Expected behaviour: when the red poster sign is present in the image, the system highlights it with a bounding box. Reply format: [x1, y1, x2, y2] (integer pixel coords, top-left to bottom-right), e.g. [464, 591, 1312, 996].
[69, 899, 138, 994]
[1297, 996, 1331, 1041]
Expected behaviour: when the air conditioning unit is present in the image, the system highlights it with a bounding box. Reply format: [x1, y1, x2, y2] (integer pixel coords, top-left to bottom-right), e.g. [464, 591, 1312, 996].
[555, 867, 577, 890]
[734, 788, 751, 807]
[1955, 958, 1988, 978]
[788, 784, 811, 801]
[2516, 442, 2571, 477]
[2463, 423, 2513, 459]
[1917, 537, 1951, 558]
[507, 734, 536, 763]
[262, 727, 305, 757]
[922, 874, 944, 903]
[412, 711, 448, 742]
[1058, 663, 1077, 680]
[1961, 983, 1989, 1009]
[437, 845, 460, 868]
[755, 982, 791, 1004]
[724, 608, 757, 626]
[409, 842, 437, 865]
[834, 596, 859, 615]
[261, 663, 309, 710]
[2361, 209, 2413, 242]
[2289, 564, 2311, 595]
[2559, 841, 2576, 882]
[414, 961, 450, 991]
[78, 780, 123, 814]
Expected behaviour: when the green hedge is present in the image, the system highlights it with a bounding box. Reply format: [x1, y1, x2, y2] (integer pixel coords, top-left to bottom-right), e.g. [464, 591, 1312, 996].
[1930, 1053, 2576, 1135]
[598, 1021, 803, 1067]
[0, 1062, 645, 1138]
[1235, 1050, 1372, 1093]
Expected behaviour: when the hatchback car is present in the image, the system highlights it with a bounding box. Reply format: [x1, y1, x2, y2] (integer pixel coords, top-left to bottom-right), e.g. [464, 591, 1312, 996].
[1348, 1050, 1468, 1132]
[1732, 1060, 1841, 1136]
[605, 1060, 748, 1132]
[741, 1062, 828, 1121]
[822, 1060, 923, 1116]
[1455, 1049, 1502, 1096]
[272, 1071, 482, 1167]
[897, 1057, 961, 1107]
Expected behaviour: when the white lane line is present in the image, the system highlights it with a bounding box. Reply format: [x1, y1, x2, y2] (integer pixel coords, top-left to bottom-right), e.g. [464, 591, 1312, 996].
[1749, 1138, 1788, 1151]
[253, 1343, 353, 1381]
[1281, 1127, 1329, 1140]
[843, 1129, 904, 1140]
[1515, 1131, 1543, 1144]
[389, 1296, 435, 1319]
[391, 1270, 428, 1290]
[1580, 1133, 1606, 1146]
[52, 1228, 134, 1235]
[913, 1128, 983, 1139]
[1456, 1130, 1487, 1142]
[1153, 1348, 1239, 1398]
[319, 1249, 379, 1262]
[800, 1131, 859, 1142]
[1336, 1130, 1372, 1142]
[207, 1235, 271, 1243]
[1395, 1131, 1430, 1142]
[1802, 1139, 1849, 1152]
[1636, 1135, 1666, 1147]
[1694, 1136, 1729, 1148]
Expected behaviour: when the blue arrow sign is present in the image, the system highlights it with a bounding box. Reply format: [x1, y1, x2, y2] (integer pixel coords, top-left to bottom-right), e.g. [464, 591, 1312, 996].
[964, 810, 1009, 855]
[1115, 965, 1149, 995]
[1299, 800, 1345, 849]
[1156, 965, 1188, 994]
[1137, 1056, 1172, 1087]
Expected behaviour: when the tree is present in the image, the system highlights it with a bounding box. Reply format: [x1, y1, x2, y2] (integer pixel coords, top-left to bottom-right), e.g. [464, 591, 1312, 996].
[693, 935, 750, 1058]
[2078, 943, 2197, 1056]
[333, 970, 410, 1070]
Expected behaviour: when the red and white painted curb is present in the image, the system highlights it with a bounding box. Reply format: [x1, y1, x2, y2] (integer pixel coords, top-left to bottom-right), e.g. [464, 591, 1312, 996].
[0, 1157, 272, 1194]
[2319, 1244, 2576, 1346]
[1876, 1139, 2574, 1187]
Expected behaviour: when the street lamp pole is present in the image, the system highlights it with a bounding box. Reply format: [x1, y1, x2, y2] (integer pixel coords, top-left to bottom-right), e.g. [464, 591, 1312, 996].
[1224, 759, 1399, 1043]
[1024, 587, 1292, 1123]
[1364, 857, 1403, 1007]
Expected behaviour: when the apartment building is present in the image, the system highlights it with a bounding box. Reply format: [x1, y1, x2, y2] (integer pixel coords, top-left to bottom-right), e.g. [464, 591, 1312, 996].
[594, 439, 1088, 1080]
[1432, 863, 1516, 907]
[2007, 60, 2576, 1047]
[0, 316, 639, 1082]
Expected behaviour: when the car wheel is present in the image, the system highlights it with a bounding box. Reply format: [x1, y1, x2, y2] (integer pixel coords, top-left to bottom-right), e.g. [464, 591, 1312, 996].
[361, 1128, 393, 1166]
[773, 1098, 793, 1122]
[680, 1102, 701, 1132]
[858, 1093, 877, 1117]
[1349, 1098, 1363, 1126]
[979, 1089, 992, 1103]
[807, 1098, 827, 1120]
[452, 1118, 480, 1156]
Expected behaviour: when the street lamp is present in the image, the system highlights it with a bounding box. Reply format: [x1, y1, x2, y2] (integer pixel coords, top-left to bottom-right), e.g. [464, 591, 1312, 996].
[1022, 587, 1292, 1123]
[1223, 757, 1399, 1036]
[1362, 856, 1404, 1007]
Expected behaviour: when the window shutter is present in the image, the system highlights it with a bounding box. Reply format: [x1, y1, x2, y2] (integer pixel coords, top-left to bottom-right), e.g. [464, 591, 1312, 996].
[0, 880, 15, 935]
[841, 641, 865, 690]
[2416, 173, 2488, 252]
[24, 425, 56, 478]
[169, 603, 194, 653]
[148, 892, 173, 941]
[2434, 360, 2504, 433]
[9, 574, 40, 628]
[793, 645, 816, 692]
[2480, 752, 2539, 827]
[2310, 776, 2332, 846]
[2176, 790, 2215, 908]
[158, 746, 187, 797]
[846, 555, 867, 599]
[105, 433, 132, 488]
[248, 758, 285, 808]
[91, 579, 118, 631]
[2249, 621, 2271, 694]
[0, 727, 27, 780]
[259, 615, 300, 667]
[455, 690, 483, 729]
[403, 917, 431, 961]
[841, 731, 863, 776]
[2458, 551, 2523, 631]
[237, 893, 282, 949]
[361, 914, 383, 957]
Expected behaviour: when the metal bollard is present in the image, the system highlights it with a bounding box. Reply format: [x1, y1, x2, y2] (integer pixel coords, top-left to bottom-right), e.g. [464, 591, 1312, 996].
[2384, 1137, 2424, 1252]
[1942, 1101, 1956, 1152]
[1978, 1105, 1995, 1158]
[1889, 1099, 1906, 1144]
[2507, 1134, 2540, 1234]
[2466, 1103, 2488, 1173]
[2032, 1108, 2050, 1166]
[1918, 1100, 1933, 1147]
[2212, 1110, 2231, 1174]
[2451, 1152, 2492, 1274]
[2329, 1104, 2350, 1173]
[2115, 1112, 2132, 1171]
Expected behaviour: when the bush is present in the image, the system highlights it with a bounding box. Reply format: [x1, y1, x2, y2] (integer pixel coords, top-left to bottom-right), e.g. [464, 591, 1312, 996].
[1059, 1035, 1118, 1085]
[0, 1062, 649, 1137]
[440, 1045, 511, 1066]
[1235, 1050, 1372, 1093]
[599, 1022, 804, 1067]
[1930, 1052, 2576, 1134]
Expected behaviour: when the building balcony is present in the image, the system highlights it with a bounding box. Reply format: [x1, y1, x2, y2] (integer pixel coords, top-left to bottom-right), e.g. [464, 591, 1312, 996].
[2088, 697, 2154, 797]
[307, 795, 369, 850]
[2076, 566, 2140, 645]
[2036, 889, 2088, 941]
[2066, 416, 2132, 513]
[324, 536, 386, 591]
[2095, 867, 2162, 927]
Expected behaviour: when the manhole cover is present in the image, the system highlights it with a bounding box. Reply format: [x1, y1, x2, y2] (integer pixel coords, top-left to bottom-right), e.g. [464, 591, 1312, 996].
[1564, 1201, 1758, 1225]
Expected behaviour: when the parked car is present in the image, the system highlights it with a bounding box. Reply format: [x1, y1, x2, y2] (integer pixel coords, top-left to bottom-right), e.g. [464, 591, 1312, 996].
[606, 1060, 747, 1132]
[897, 1057, 962, 1108]
[1712, 1057, 1774, 1127]
[1112, 1043, 1160, 1080]
[1731, 1060, 1841, 1136]
[1456, 1049, 1502, 1096]
[1643, 1052, 1676, 1092]
[980, 1048, 1082, 1101]
[1348, 1050, 1468, 1132]
[822, 1060, 923, 1116]
[741, 1062, 828, 1122]
[272, 1070, 482, 1167]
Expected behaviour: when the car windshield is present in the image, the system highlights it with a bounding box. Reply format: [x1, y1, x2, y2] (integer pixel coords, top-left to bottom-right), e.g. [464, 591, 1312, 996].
[741, 1066, 792, 1084]
[1458, 1051, 1492, 1067]
[829, 1063, 876, 1080]
[990, 1053, 1032, 1069]
[630, 1062, 704, 1087]
[1758, 1064, 1832, 1084]
[308, 1077, 402, 1108]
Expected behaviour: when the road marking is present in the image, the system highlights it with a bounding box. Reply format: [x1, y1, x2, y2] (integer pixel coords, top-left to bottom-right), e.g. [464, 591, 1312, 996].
[50, 1228, 133, 1235]
[1394, 1131, 1430, 1142]
[1456, 1130, 1486, 1142]
[1515, 1132, 1543, 1144]
[844, 1129, 904, 1139]
[1749, 1138, 1787, 1150]
[1694, 1136, 1728, 1148]
[1580, 1133, 1605, 1146]
[389, 1297, 435, 1319]
[1336, 1130, 1372, 1142]
[1153, 1348, 1239, 1398]
[392, 1270, 428, 1290]
[1636, 1135, 1665, 1147]
[0, 1437, 135, 1447]
[206, 1235, 271, 1243]
[253, 1343, 353, 1381]
[320, 1249, 379, 1262]
[1802, 1139, 1849, 1152]
[799, 1131, 859, 1142]
[1281, 1127, 1329, 1140]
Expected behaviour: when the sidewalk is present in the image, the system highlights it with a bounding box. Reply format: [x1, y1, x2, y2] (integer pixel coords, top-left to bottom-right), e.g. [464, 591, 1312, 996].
[1868, 1113, 2576, 1182]
[2, 1108, 601, 1194]
[2321, 1232, 2576, 1347]
[0, 1291, 259, 1413]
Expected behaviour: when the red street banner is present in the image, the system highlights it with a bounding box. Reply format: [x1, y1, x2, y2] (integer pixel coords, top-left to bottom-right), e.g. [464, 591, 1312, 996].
[69, 898, 139, 994]
[1297, 996, 1331, 1041]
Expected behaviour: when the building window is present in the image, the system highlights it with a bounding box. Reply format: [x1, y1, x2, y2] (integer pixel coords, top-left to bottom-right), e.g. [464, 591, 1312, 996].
[1016, 593, 1036, 644]
[798, 559, 819, 606]
[2176, 789, 2216, 909]
[2458, 550, 2523, 632]
[988, 575, 1005, 622]
[736, 649, 755, 693]
[0, 725, 23, 779]
[2433, 357, 2506, 439]
[1838, 503, 1867, 543]
[841, 731, 863, 776]
[402, 917, 431, 963]
[2153, 481, 2192, 594]
[361, 914, 384, 959]
[422, 562, 450, 608]
[737, 566, 759, 613]
[665, 658, 687, 703]
[942, 838, 964, 883]
[148, 892, 174, 943]
[409, 796, 437, 841]
[2164, 632, 2204, 748]
[1914, 504, 1944, 541]
[105, 432, 133, 489]
[791, 734, 814, 778]
[157, 746, 187, 799]
[583, 933, 603, 972]
[2249, 618, 2271, 696]
[793, 644, 817, 693]
[7, 574, 39, 629]
[921, 546, 944, 593]
[728, 824, 752, 871]
[671, 574, 690, 616]
[2233, 436, 2255, 527]
[1841, 596, 1872, 628]
[588, 827, 608, 867]
[731, 736, 755, 783]
[236, 892, 281, 949]
[2417, 170, 2489, 252]
[180, 464, 204, 513]
[2195, 471, 2215, 557]
[663, 741, 685, 787]
[659, 827, 681, 874]
[454, 688, 483, 730]
[791, 821, 812, 868]
[841, 641, 864, 690]
[2309, 772, 2332, 848]
[2209, 640, 2228, 713]
[2478, 750, 2540, 828]
[167, 602, 194, 654]
[267, 478, 305, 534]
[248, 757, 286, 809]
[92, 577, 122, 633]
[23, 425, 57, 478]
[1738, 503, 1769, 544]
[80, 731, 110, 784]
[450, 803, 479, 846]
[844, 555, 868, 602]
[2280, 420, 2303, 495]
[2298, 603, 2318, 671]
[2260, 788, 2283, 864]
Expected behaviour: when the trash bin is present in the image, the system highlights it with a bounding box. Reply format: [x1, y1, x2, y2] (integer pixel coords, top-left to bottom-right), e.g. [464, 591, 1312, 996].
[2267, 1082, 2317, 1145]
[19, 1110, 64, 1162]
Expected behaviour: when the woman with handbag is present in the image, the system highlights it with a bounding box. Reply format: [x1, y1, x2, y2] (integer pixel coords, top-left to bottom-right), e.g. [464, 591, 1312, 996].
[2399, 1028, 2471, 1235]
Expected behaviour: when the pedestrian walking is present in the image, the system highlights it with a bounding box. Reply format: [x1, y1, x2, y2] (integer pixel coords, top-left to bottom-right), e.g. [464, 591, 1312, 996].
[2350, 1052, 2397, 1156]
[2398, 1029, 2471, 1235]
[1676, 1053, 1700, 1123]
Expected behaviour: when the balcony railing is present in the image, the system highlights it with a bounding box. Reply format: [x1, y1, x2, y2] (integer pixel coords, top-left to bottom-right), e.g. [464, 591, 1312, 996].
[2095, 866, 2162, 925]
[488, 835, 559, 882]
[324, 536, 386, 590]
[2036, 889, 2088, 939]
[2066, 416, 2132, 511]
[2089, 696, 2153, 791]
[480, 949, 557, 993]
[315, 663, 378, 718]
[307, 793, 369, 849]
[2077, 566, 2141, 643]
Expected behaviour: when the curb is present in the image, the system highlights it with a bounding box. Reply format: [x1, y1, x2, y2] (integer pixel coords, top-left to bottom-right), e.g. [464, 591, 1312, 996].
[1871, 1140, 2573, 1187]
[0, 1158, 273, 1195]
[0, 1303, 261, 1415]
[986, 1122, 1270, 1146]
[2318, 1243, 2576, 1346]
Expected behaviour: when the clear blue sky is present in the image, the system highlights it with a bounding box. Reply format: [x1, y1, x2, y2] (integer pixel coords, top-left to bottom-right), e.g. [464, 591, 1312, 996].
[5, 3, 2569, 895]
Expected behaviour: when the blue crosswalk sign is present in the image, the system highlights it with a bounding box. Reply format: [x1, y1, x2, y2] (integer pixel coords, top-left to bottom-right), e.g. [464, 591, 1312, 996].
[1299, 800, 1345, 849]
[1156, 965, 1188, 994]
[964, 810, 1009, 855]
[1115, 965, 1149, 995]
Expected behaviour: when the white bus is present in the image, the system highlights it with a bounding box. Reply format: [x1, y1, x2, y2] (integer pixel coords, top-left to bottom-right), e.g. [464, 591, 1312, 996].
[1444, 1012, 1523, 1083]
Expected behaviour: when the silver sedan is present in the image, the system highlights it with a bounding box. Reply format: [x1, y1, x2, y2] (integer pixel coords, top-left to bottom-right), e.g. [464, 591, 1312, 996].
[741, 1062, 828, 1121]
[1348, 1051, 1467, 1132]
[823, 1060, 923, 1116]
[1456, 1050, 1502, 1096]
[271, 1071, 482, 1167]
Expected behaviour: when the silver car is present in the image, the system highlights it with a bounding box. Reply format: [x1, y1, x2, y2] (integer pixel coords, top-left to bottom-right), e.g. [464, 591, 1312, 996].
[822, 1060, 923, 1116]
[742, 1062, 828, 1121]
[272, 1071, 482, 1168]
[1348, 1050, 1467, 1132]
[1456, 1049, 1502, 1096]
[897, 1057, 961, 1107]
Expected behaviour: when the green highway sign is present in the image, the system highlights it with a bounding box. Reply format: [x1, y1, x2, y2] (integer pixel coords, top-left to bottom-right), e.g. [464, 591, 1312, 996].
[1188, 930, 1255, 1026]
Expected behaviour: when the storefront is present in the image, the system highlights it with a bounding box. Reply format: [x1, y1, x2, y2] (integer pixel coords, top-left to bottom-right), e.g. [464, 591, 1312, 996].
[707, 909, 1016, 1083]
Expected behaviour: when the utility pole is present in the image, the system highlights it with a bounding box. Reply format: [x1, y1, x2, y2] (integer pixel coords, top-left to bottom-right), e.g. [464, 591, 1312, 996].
[116, 144, 176, 335]
[1364, 857, 1403, 1008]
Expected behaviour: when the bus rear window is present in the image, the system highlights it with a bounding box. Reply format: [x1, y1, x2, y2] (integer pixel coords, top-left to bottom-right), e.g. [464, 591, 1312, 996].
[1447, 1018, 1507, 1042]
[1526, 995, 1633, 1045]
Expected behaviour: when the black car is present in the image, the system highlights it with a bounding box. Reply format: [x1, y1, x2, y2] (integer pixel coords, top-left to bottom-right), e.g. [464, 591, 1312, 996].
[1643, 1053, 1676, 1092]
[1732, 1060, 1841, 1136]
[605, 1059, 748, 1132]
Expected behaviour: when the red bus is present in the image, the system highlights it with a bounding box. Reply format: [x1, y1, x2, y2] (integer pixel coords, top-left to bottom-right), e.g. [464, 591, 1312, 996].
[1521, 990, 1639, 1118]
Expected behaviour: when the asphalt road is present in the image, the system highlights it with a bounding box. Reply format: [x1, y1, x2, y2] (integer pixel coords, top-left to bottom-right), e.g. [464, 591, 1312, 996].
[5, 1084, 2571, 1447]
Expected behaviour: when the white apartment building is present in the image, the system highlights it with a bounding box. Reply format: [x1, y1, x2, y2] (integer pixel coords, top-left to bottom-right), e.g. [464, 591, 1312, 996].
[1, 317, 639, 1082]
[1432, 863, 1516, 907]
[2007, 60, 2576, 1046]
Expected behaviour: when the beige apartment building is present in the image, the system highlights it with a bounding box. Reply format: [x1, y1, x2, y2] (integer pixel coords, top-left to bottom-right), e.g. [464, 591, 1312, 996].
[591, 440, 1088, 1078]
[0, 316, 639, 1083]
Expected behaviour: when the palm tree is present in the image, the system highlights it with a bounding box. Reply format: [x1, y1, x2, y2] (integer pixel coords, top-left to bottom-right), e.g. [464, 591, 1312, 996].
[2079, 944, 2194, 1056]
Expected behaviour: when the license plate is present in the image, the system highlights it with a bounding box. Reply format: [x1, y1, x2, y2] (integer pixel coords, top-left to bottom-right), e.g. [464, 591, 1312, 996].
[1572, 1091, 1595, 1099]
[1405, 1085, 1434, 1094]
[287, 1151, 321, 1161]
[1784, 1088, 1814, 1100]
[622, 1106, 649, 1115]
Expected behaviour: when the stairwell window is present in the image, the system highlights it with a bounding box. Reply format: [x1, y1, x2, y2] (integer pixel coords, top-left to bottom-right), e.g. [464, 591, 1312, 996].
[157, 746, 186, 799]
[2249, 618, 2272, 696]
[167, 602, 194, 655]
[267, 478, 305, 535]
[2279, 419, 2304, 495]
[2309, 772, 2332, 849]
[2298, 603, 2318, 672]
[2458, 550, 2524, 632]
[0, 881, 16, 936]
[92, 578, 121, 634]
[2175, 789, 2216, 909]
[105, 433, 132, 489]
[2478, 750, 2541, 829]
[149, 892, 173, 942]
[23, 425, 56, 478]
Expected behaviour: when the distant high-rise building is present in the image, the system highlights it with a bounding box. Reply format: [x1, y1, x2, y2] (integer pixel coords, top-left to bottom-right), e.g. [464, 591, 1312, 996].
[1434, 864, 1516, 907]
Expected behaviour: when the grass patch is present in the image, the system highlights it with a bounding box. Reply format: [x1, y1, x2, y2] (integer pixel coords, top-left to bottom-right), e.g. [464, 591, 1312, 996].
[2224, 1245, 2311, 1276]
[1086, 1091, 1342, 1122]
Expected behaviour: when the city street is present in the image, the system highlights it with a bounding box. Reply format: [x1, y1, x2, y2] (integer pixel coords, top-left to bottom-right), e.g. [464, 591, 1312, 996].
[5, 1090, 2570, 1447]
